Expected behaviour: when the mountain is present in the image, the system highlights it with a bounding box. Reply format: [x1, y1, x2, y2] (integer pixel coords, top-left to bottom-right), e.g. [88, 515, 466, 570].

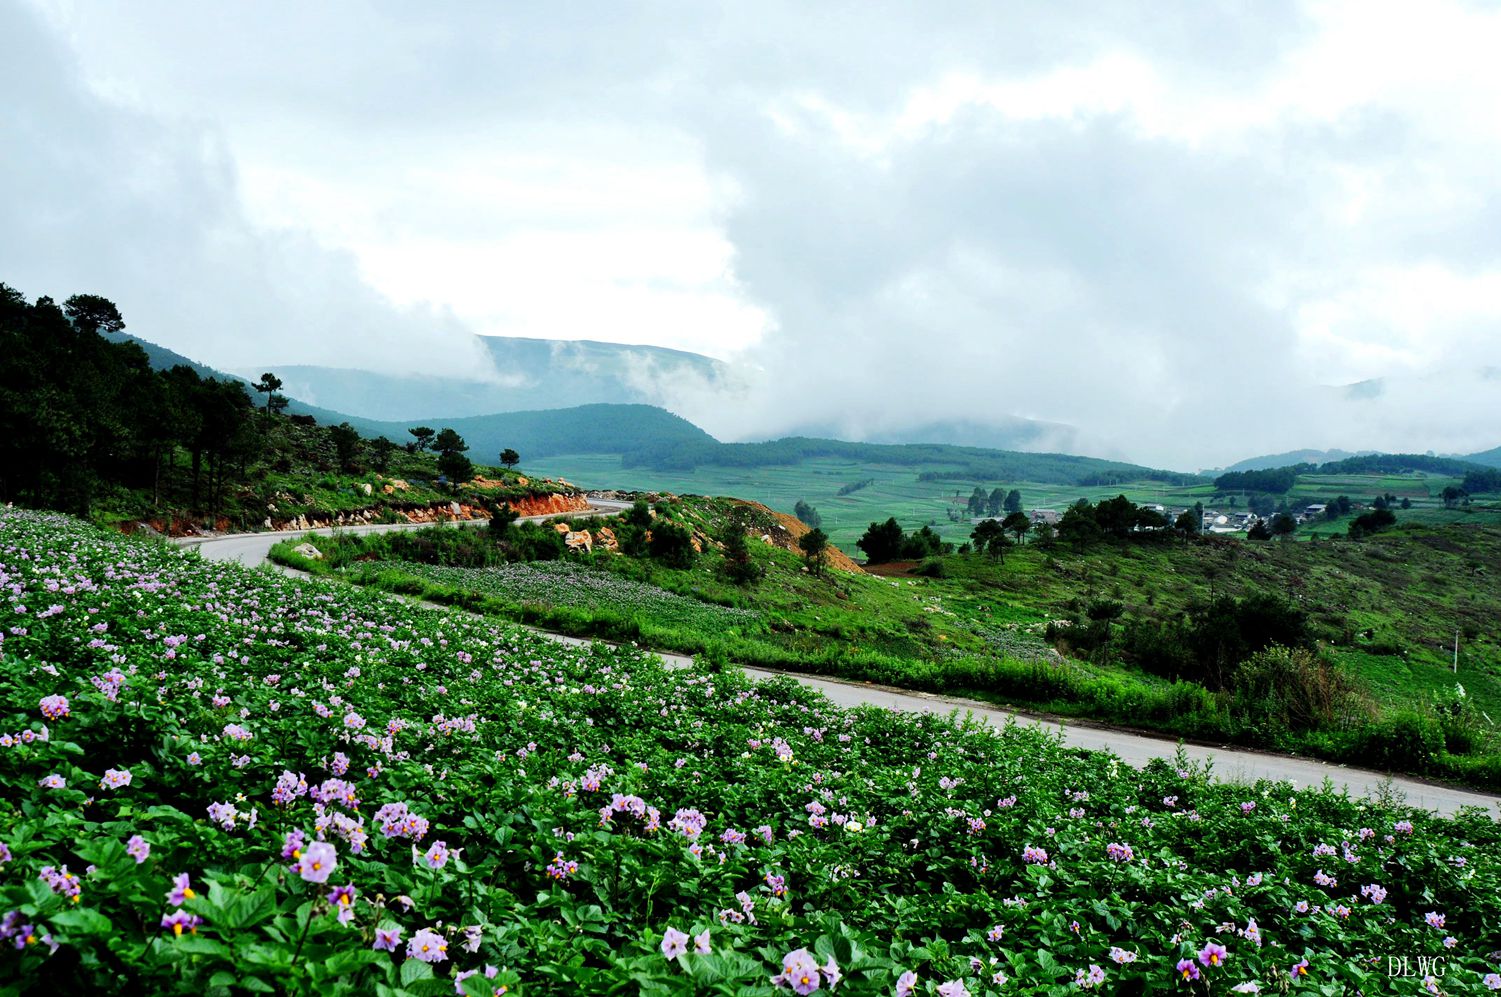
[114, 329, 1194, 486]
[237, 336, 726, 422]
[1467, 446, 1501, 469]
[787, 416, 1076, 453]
[1217, 449, 1377, 474]
[353, 404, 718, 464]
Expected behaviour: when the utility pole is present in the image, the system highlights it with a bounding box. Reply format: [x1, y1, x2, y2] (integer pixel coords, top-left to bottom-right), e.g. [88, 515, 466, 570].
[1453, 629, 1460, 674]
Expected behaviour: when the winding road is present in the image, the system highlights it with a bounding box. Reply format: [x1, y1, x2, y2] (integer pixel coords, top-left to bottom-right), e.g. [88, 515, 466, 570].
[178, 508, 1500, 818]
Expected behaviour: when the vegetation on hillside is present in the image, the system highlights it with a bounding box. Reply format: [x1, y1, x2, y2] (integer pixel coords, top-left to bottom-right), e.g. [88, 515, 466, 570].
[5, 508, 1501, 993]
[276, 489, 1501, 789]
[0, 283, 569, 532]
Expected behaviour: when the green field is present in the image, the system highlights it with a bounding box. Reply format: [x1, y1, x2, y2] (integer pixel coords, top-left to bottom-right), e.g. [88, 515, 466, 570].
[526, 453, 1493, 550]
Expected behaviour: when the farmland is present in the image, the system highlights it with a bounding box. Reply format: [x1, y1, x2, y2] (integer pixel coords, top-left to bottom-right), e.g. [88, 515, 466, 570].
[3, 507, 1501, 994]
[522, 454, 1489, 550]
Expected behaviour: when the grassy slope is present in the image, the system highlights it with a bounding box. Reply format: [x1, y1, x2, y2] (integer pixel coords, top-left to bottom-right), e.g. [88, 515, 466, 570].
[526, 455, 1492, 550]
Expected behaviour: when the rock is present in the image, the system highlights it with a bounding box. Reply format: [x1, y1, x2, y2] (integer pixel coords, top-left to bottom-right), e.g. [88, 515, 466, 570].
[553, 523, 572, 534]
[594, 527, 619, 552]
[359, 483, 373, 496]
[517, 476, 529, 486]
[449, 501, 462, 516]
[292, 542, 323, 560]
[263, 518, 273, 530]
[564, 531, 593, 553]
[383, 484, 395, 494]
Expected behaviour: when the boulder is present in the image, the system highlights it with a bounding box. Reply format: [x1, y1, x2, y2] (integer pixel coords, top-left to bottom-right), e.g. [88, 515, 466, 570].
[359, 482, 373, 496]
[594, 527, 619, 552]
[564, 530, 593, 553]
[292, 542, 323, 560]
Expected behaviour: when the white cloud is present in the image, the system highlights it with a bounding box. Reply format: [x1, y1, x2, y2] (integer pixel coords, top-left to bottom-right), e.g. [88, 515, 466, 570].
[8, 0, 1501, 467]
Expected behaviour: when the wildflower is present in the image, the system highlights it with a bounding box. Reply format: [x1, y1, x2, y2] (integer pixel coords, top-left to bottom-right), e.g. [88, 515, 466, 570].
[186, 751, 202, 766]
[936, 981, 970, 997]
[39, 774, 65, 789]
[1231, 984, 1261, 993]
[772, 948, 823, 994]
[373, 926, 403, 952]
[39, 695, 69, 721]
[100, 768, 131, 790]
[1105, 842, 1133, 862]
[160, 910, 203, 937]
[407, 927, 448, 963]
[895, 970, 918, 997]
[661, 927, 689, 960]
[1198, 942, 1227, 968]
[1483, 973, 1501, 990]
[166, 873, 196, 906]
[987, 925, 1005, 942]
[1425, 912, 1446, 929]
[1442, 936, 1457, 950]
[1022, 845, 1049, 864]
[126, 835, 150, 864]
[422, 841, 451, 869]
[1110, 947, 1137, 964]
[1360, 884, 1387, 904]
[299, 840, 337, 883]
[1290, 958, 1310, 980]
[327, 883, 356, 920]
[1176, 959, 1200, 982]
[694, 929, 711, 955]
[206, 801, 239, 831]
[1076, 964, 1106, 988]
[544, 852, 578, 880]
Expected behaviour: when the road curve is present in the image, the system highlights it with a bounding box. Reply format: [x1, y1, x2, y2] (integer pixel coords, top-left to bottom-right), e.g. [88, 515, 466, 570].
[178, 512, 1499, 818]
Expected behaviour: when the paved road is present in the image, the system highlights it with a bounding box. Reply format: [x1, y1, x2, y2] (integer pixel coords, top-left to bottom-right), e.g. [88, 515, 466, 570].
[179, 512, 1500, 818]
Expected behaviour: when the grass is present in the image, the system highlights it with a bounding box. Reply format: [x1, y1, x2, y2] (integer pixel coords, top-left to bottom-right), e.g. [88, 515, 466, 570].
[272, 497, 1501, 790]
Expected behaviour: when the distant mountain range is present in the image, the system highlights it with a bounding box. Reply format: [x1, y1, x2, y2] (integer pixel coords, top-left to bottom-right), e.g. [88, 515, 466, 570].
[113, 330, 1501, 481]
[235, 336, 726, 421]
[1214, 449, 1379, 474]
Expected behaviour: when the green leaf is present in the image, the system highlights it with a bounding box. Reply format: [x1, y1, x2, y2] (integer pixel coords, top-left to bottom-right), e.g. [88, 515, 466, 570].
[401, 959, 436, 986]
[49, 907, 112, 937]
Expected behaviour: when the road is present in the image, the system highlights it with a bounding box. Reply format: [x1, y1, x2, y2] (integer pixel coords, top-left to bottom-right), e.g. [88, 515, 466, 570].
[178, 509, 1500, 818]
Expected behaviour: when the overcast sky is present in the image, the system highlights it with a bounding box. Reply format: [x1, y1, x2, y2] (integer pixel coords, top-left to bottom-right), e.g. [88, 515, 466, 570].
[5, 0, 1500, 469]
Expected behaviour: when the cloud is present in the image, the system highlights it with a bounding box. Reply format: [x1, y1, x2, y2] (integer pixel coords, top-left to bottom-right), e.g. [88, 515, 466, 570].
[0, 2, 497, 378]
[9, 0, 1501, 468]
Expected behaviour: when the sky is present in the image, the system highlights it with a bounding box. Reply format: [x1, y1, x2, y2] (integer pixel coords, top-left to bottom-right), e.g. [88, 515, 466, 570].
[4, 0, 1501, 470]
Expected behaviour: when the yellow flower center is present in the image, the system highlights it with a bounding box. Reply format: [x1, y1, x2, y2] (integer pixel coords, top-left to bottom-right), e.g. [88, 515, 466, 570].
[184, 888, 196, 900]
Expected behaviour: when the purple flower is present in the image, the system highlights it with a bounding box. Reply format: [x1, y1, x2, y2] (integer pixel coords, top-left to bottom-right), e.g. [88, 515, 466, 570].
[166, 873, 196, 906]
[694, 929, 711, 955]
[299, 840, 337, 883]
[407, 927, 448, 963]
[327, 883, 356, 911]
[773, 948, 822, 994]
[421, 840, 450, 869]
[1198, 942, 1228, 968]
[1290, 959, 1310, 980]
[895, 971, 918, 997]
[1075, 964, 1106, 988]
[936, 981, 970, 997]
[160, 910, 203, 937]
[1425, 911, 1445, 929]
[660, 926, 689, 959]
[100, 768, 131, 790]
[373, 926, 403, 951]
[125, 835, 150, 864]
[1022, 845, 1049, 864]
[39, 774, 65, 790]
[39, 695, 69, 721]
[1482, 973, 1500, 990]
[1176, 959, 1201, 982]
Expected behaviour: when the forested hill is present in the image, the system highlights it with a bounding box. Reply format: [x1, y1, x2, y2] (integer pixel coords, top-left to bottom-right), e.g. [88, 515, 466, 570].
[618, 437, 1202, 487]
[109, 327, 1199, 487]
